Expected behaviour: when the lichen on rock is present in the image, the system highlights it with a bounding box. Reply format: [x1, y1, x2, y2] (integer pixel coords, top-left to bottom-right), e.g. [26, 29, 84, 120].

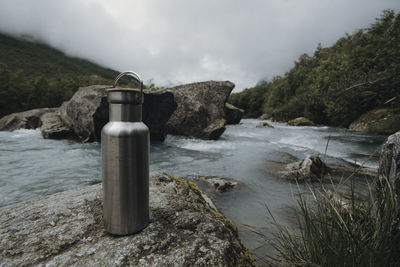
[0, 173, 256, 266]
[349, 107, 400, 135]
[165, 81, 235, 140]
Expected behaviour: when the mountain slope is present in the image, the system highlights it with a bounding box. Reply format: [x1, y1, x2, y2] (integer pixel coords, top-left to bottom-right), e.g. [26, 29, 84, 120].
[0, 33, 120, 117]
[229, 9, 400, 129]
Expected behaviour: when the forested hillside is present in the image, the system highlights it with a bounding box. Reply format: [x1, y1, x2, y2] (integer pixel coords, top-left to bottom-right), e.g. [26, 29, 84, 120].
[229, 10, 400, 127]
[0, 33, 120, 117]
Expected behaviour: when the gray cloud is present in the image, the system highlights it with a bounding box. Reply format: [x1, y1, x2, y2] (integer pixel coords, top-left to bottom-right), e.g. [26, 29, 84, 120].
[0, 0, 399, 91]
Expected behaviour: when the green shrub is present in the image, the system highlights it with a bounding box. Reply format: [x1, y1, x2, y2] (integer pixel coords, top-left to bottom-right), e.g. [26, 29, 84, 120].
[229, 9, 400, 128]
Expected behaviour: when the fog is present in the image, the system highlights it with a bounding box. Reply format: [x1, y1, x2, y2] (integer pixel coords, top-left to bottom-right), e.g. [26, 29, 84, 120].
[0, 0, 399, 91]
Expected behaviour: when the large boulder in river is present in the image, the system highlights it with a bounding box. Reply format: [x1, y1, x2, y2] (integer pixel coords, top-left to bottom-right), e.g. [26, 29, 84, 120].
[224, 103, 244, 125]
[349, 107, 400, 135]
[0, 85, 177, 142]
[287, 117, 316, 126]
[165, 81, 235, 140]
[0, 108, 56, 131]
[40, 111, 75, 139]
[0, 173, 255, 266]
[379, 131, 400, 234]
[59, 85, 177, 142]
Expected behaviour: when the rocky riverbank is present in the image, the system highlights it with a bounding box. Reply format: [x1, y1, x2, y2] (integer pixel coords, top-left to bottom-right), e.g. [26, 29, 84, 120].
[0, 81, 243, 142]
[0, 173, 255, 266]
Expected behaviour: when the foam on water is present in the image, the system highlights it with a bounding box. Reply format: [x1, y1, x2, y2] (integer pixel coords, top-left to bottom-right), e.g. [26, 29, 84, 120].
[169, 137, 237, 153]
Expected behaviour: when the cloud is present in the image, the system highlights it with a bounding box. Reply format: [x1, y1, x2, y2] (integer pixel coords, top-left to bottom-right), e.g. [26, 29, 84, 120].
[0, 0, 399, 91]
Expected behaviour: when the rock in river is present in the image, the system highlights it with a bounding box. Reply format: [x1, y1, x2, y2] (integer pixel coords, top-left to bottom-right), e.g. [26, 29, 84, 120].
[0, 108, 56, 131]
[59, 85, 177, 142]
[287, 117, 316, 126]
[165, 81, 235, 140]
[349, 107, 400, 135]
[0, 85, 177, 142]
[0, 173, 255, 266]
[224, 103, 244, 125]
[281, 155, 331, 182]
[279, 154, 377, 183]
[256, 121, 274, 128]
[194, 176, 239, 193]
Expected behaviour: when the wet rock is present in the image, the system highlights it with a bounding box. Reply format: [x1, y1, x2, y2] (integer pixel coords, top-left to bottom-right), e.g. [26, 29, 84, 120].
[224, 103, 244, 125]
[59, 85, 176, 142]
[0, 173, 255, 266]
[58, 85, 108, 142]
[165, 81, 235, 140]
[256, 121, 274, 128]
[0, 85, 176, 142]
[281, 155, 331, 182]
[40, 111, 74, 139]
[143, 90, 178, 141]
[287, 117, 316, 126]
[379, 131, 400, 234]
[0, 108, 56, 131]
[280, 154, 377, 183]
[194, 176, 239, 193]
[349, 108, 400, 135]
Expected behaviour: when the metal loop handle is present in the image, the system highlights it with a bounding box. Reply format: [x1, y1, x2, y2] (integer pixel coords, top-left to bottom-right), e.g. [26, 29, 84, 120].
[113, 71, 143, 96]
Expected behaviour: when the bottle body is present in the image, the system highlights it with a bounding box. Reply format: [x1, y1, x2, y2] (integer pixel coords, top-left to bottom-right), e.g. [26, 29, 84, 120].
[102, 112, 149, 235]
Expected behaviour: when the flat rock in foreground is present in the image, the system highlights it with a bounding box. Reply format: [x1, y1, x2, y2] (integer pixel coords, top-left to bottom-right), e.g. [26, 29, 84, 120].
[0, 173, 255, 266]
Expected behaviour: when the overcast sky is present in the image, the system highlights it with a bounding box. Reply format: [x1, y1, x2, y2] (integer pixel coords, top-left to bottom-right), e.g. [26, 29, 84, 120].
[0, 0, 399, 92]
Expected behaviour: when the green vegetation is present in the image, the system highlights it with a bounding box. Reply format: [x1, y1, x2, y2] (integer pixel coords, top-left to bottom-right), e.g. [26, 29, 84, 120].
[0, 33, 141, 117]
[230, 9, 400, 127]
[267, 175, 400, 267]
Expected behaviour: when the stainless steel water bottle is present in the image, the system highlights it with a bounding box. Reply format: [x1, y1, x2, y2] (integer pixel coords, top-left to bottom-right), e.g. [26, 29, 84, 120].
[102, 71, 149, 235]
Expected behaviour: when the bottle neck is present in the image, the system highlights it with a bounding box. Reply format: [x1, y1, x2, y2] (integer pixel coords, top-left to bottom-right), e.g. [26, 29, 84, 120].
[109, 103, 142, 122]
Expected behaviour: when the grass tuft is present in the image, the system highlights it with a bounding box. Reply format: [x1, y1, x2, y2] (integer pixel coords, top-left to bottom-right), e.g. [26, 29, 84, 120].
[266, 175, 400, 267]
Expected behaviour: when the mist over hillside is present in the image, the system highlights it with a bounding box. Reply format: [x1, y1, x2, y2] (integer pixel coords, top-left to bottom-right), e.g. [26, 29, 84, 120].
[0, 33, 122, 117]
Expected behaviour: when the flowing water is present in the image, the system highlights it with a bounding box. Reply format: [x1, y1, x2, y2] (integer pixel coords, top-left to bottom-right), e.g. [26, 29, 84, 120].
[0, 119, 386, 262]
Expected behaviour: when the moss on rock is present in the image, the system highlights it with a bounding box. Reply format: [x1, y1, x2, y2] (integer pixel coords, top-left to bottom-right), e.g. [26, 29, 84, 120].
[349, 107, 400, 135]
[287, 117, 316, 126]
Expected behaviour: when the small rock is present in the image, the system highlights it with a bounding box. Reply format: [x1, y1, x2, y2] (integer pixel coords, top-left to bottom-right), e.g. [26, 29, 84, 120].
[62, 209, 72, 217]
[256, 121, 274, 128]
[287, 117, 316, 126]
[49, 221, 56, 226]
[281, 155, 330, 182]
[194, 176, 239, 193]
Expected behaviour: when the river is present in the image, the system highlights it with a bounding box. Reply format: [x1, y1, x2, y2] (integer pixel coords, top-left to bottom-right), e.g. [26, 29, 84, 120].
[0, 119, 386, 262]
